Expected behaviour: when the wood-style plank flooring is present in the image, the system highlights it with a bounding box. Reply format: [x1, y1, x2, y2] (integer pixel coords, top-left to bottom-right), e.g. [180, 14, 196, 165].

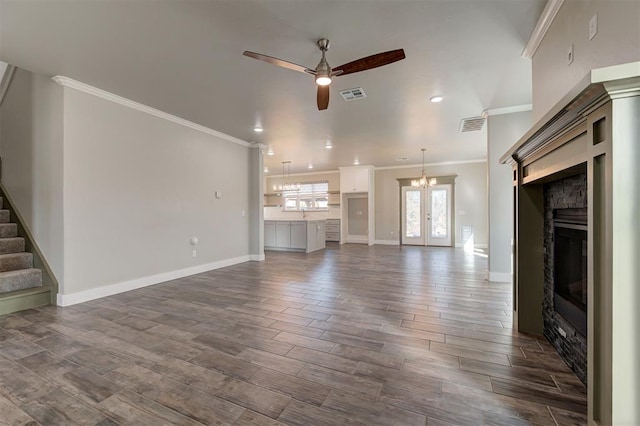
[0, 244, 587, 425]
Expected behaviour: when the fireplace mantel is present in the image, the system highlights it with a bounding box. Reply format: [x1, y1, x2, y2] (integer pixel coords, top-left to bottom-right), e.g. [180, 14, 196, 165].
[501, 61, 640, 425]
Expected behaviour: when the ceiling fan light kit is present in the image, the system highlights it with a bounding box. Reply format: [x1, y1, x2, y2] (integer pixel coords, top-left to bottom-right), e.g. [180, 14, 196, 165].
[243, 38, 405, 110]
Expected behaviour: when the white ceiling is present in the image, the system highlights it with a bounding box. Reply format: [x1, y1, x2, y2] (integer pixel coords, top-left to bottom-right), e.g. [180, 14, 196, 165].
[0, 0, 545, 174]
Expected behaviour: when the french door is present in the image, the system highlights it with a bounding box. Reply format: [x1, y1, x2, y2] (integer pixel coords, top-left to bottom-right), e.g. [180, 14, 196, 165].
[401, 184, 452, 247]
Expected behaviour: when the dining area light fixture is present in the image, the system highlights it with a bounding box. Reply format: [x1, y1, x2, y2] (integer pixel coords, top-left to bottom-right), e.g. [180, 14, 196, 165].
[274, 161, 300, 192]
[411, 148, 437, 188]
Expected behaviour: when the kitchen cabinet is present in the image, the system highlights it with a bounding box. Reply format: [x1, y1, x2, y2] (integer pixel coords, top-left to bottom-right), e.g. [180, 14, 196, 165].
[264, 220, 326, 253]
[264, 221, 276, 247]
[290, 222, 307, 249]
[340, 166, 372, 193]
[326, 219, 340, 242]
[276, 222, 291, 247]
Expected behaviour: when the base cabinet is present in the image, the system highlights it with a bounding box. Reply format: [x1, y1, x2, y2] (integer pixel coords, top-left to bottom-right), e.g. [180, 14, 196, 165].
[326, 219, 340, 242]
[264, 220, 326, 253]
[275, 222, 291, 247]
[290, 223, 307, 249]
[264, 222, 276, 247]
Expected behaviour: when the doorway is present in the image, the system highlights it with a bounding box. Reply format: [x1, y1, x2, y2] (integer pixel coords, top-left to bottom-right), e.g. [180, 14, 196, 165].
[401, 184, 453, 246]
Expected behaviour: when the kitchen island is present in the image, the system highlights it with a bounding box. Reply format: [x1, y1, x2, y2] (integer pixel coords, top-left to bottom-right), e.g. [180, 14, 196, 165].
[264, 219, 326, 253]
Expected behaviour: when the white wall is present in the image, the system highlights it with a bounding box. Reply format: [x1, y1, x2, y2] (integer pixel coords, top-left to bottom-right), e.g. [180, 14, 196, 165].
[532, 0, 640, 120]
[61, 86, 252, 298]
[374, 162, 488, 246]
[0, 68, 64, 281]
[487, 111, 532, 282]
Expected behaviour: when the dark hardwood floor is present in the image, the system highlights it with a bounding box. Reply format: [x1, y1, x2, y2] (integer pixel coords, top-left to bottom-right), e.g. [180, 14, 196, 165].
[0, 244, 587, 425]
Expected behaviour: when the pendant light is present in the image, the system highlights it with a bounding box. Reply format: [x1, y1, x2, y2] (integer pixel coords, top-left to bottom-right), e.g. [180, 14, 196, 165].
[276, 161, 300, 192]
[411, 148, 437, 188]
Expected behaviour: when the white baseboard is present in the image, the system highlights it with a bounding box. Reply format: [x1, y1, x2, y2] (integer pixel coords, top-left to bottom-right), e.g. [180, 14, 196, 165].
[250, 254, 265, 261]
[488, 271, 513, 283]
[455, 243, 488, 249]
[346, 235, 368, 244]
[57, 255, 252, 306]
[375, 239, 400, 245]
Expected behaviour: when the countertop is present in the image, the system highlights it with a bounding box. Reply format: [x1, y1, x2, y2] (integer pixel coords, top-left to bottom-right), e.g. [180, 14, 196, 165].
[264, 218, 326, 222]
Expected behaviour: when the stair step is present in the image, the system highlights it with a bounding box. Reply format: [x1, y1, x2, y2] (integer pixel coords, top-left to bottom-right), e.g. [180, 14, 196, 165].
[0, 237, 25, 255]
[0, 253, 33, 272]
[0, 210, 9, 223]
[0, 269, 42, 294]
[0, 223, 18, 238]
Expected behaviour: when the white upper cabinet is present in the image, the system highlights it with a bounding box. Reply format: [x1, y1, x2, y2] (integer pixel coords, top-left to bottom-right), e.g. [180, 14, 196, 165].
[340, 166, 372, 193]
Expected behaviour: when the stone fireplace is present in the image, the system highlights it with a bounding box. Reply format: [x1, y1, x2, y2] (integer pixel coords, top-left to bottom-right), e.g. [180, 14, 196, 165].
[543, 171, 587, 384]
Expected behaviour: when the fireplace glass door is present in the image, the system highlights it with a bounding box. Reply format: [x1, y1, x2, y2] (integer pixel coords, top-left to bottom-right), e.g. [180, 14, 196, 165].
[553, 223, 587, 335]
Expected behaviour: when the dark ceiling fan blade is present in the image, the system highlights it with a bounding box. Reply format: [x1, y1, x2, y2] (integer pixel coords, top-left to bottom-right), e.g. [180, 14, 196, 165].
[333, 49, 405, 76]
[243, 51, 314, 75]
[317, 85, 329, 110]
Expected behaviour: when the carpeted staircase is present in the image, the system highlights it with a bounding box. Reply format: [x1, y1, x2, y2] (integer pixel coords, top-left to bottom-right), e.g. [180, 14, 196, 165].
[0, 197, 42, 294]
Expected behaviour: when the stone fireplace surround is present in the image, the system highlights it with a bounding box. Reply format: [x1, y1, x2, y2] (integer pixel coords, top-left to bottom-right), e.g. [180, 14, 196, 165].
[543, 171, 587, 384]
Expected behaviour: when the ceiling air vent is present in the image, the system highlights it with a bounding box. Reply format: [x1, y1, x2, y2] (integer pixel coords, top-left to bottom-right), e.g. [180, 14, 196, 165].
[460, 116, 486, 132]
[340, 87, 367, 101]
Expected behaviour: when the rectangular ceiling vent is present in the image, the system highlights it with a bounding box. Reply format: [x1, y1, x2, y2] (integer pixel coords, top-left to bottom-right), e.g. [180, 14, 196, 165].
[340, 87, 367, 101]
[460, 116, 486, 132]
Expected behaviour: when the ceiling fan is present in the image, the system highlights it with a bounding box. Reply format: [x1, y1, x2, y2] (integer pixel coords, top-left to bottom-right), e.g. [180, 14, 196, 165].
[243, 39, 405, 110]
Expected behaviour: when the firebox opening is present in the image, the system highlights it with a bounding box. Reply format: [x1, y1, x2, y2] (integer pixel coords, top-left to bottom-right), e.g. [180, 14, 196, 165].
[553, 208, 587, 336]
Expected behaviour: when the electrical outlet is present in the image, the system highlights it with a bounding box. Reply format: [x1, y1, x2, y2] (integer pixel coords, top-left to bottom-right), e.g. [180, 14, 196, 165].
[567, 44, 574, 66]
[589, 14, 598, 40]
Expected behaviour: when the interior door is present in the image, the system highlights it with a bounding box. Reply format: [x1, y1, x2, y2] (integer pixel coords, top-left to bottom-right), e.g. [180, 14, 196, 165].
[401, 187, 425, 245]
[426, 184, 452, 247]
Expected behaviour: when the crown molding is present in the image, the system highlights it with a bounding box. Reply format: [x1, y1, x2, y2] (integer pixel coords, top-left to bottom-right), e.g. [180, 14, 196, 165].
[375, 159, 487, 171]
[483, 104, 532, 117]
[264, 159, 487, 177]
[264, 169, 340, 178]
[0, 65, 16, 109]
[522, 0, 564, 59]
[52, 76, 251, 147]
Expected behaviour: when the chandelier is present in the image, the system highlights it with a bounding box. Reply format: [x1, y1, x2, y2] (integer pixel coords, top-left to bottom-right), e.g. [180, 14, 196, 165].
[411, 148, 437, 188]
[274, 161, 300, 192]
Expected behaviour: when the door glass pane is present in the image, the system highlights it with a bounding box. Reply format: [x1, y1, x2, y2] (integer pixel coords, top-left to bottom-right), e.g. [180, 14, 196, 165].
[430, 189, 447, 238]
[405, 190, 421, 238]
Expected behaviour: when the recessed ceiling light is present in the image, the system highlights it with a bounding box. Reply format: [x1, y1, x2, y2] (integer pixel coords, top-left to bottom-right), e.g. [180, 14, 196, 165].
[308, 164, 313, 169]
[353, 159, 360, 165]
[254, 126, 264, 133]
[430, 96, 443, 103]
[264, 167, 269, 173]
[325, 141, 333, 149]
[267, 147, 274, 156]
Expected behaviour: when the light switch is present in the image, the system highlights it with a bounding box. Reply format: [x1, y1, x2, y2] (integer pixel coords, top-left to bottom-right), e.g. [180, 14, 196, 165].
[215, 191, 222, 199]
